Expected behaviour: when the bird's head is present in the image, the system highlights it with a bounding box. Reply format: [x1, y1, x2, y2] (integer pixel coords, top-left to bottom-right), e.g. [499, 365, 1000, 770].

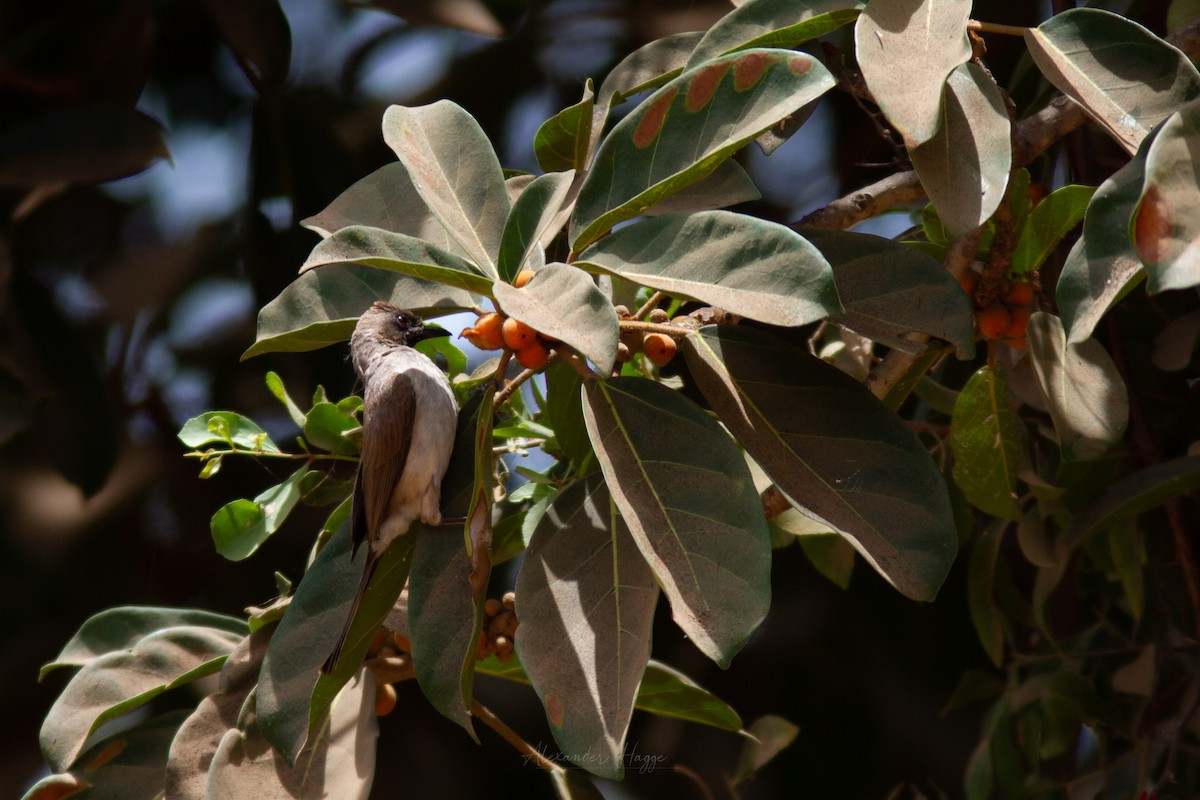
[357, 301, 451, 347]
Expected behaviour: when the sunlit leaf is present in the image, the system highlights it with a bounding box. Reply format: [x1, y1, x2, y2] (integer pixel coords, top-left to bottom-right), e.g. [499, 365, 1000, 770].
[642, 159, 761, 216]
[1024, 8, 1200, 154]
[687, 0, 863, 68]
[581, 377, 771, 666]
[909, 62, 1011, 237]
[1011, 185, 1095, 275]
[497, 170, 574, 283]
[210, 467, 306, 561]
[493, 263, 619, 372]
[576, 211, 841, 327]
[1026, 312, 1128, 461]
[178, 411, 281, 453]
[304, 403, 361, 456]
[685, 326, 957, 601]
[854, 0, 972, 147]
[534, 82, 594, 173]
[802, 228, 974, 357]
[950, 365, 1025, 520]
[571, 48, 835, 250]
[382, 101, 510, 274]
[516, 476, 659, 779]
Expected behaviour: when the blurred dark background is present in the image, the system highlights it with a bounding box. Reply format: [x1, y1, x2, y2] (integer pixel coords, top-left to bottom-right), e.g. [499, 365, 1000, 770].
[0, 0, 1119, 796]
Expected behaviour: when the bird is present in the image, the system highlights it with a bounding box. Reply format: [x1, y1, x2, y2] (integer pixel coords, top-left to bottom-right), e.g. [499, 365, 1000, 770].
[322, 301, 458, 674]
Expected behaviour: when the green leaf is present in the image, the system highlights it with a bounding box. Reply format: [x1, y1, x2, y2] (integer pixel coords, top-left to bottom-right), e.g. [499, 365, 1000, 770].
[543, 362, 594, 469]
[1024, 8, 1200, 154]
[1132, 96, 1200, 292]
[243, 264, 473, 359]
[300, 226, 495, 296]
[797, 534, 856, 589]
[515, 476, 659, 779]
[571, 48, 835, 250]
[685, 326, 957, 601]
[40, 606, 248, 680]
[407, 526, 482, 739]
[178, 411, 281, 453]
[1108, 520, 1145, 622]
[303, 402, 361, 456]
[257, 520, 413, 764]
[1069, 454, 1200, 540]
[1057, 137, 1151, 344]
[802, 228, 974, 357]
[382, 101, 510, 274]
[854, 0, 972, 147]
[950, 365, 1025, 520]
[496, 170, 574, 283]
[731, 714, 800, 785]
[595, 32, 704, 112]
[642, 159, 762, 217]
[493, 263, 619, 372]
[687, 0, 863, 69]
[1026, 312, 1128, 461]
[39, 625, 244, 771]
[968, 521, 1007, 667]
[1011, 185, 1095, 275]
[265, 371, 307, 429]
[210, 467, 306, 561]
[581, 377, 771, 667]
[300, 162, 466, 256]
[534, 82, 595, 173]
[909, 62, 1011, 237]
[576, 211, 841, 327]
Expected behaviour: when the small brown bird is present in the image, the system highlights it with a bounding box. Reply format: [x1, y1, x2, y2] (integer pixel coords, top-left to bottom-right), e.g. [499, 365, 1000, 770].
[322, 302, 458, 673]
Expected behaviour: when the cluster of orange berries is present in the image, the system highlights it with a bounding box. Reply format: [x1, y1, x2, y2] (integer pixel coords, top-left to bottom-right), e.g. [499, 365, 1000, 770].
[476, 592, 519, 663]
[960, 270, 1035, 349]
[460, 270, 553, 370]
[366, 627, 413, 716]
[616, 306, 679, 367]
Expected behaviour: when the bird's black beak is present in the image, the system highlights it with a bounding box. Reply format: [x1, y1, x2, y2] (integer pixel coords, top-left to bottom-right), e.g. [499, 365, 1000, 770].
[412, 325, 452, 343]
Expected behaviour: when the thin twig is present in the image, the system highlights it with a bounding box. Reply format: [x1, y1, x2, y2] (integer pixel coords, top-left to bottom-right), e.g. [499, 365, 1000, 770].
[619, 319, 690, 337]
[471, 699, 559, 773]
[633, 290, 666, 321]
[968, 20, 1028, 37]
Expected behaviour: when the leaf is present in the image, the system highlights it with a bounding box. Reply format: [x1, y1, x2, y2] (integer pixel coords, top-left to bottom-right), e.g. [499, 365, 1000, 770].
[543, 362, 594, 468]
[382, 101, 510, 274]
[0, 104, 169, 187]
[243, 264, 473, 359]
[303, 402, 361, 456]
[207, 672, 377, 800]
[571, 48, 835, 250]
[576, 211, 841, 327]
[1026, 312, 1128, 461]
[406, 526, 481, 738]
[39, 625, 244, 771]
[968, 521, 1006, 667]
[594, 32, 705, 114]
[1132, 97, 1200, 292]
[40, 606, 248, 679]
[802, 228, 974, 357]
[300, 226, 495, 296]
[496, 171, 575, 283]
[1069, 454, 1200, 539]
[1011, 185, 1095, 275]
[685, 326, 957, 601]
[642, 159, 762, 217]
[1057, 137, 1151, 344]
[1152, 310, 1200, 371]
[535, 82, 595, 173]
[210, 467, 306, 561]
[581, 377, 771, 666]
[257, 521, 413, 764]
[1108, 521, 1145, 623]
[266, 371, 307, 429]
[300, 162, 465, 256]
[731, 714, 800, 785]
[854, 0, 972, 147]
[492, 263, 619, 372]
[178, 411, 281, 453]
[1024, 8, 1200, 155]
[687, 0, 863, 69]
[201, 0, 292, 89]
[515, 476, 659, 779]
[909, 62, 1012, 237]
[797, 534, 856, 589]
[477, 655, 742, 732]
[950, 365, 1025, 520]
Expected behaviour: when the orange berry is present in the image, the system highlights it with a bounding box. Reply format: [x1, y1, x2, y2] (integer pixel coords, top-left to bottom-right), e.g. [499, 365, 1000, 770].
[502, 317, 537, 350]
[977, 305, 1011, 340]
[375, 682, 398, 716]
[461, 312, 505, 350]
[1006, 307, 1031, 339]
[514, 338, 550, 370]
[513, 269, 535, 288]
[1005, 281, 1034, 307]
[643, 332, 678, 366]
[958, 270, 979, 296]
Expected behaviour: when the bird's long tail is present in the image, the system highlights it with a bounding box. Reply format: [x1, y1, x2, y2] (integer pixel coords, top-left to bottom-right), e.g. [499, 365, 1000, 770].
[321, 553, 378, 675]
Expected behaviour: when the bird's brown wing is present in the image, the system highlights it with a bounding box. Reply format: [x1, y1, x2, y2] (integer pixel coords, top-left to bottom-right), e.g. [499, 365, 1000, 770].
[352, 371, 416, 555]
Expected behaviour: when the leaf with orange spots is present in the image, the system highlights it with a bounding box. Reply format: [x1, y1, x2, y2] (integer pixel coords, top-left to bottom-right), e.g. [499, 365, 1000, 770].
[570, 48, 834, 251]
[515, 476, 659, 779]
[1132, 97, 1200, 292]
